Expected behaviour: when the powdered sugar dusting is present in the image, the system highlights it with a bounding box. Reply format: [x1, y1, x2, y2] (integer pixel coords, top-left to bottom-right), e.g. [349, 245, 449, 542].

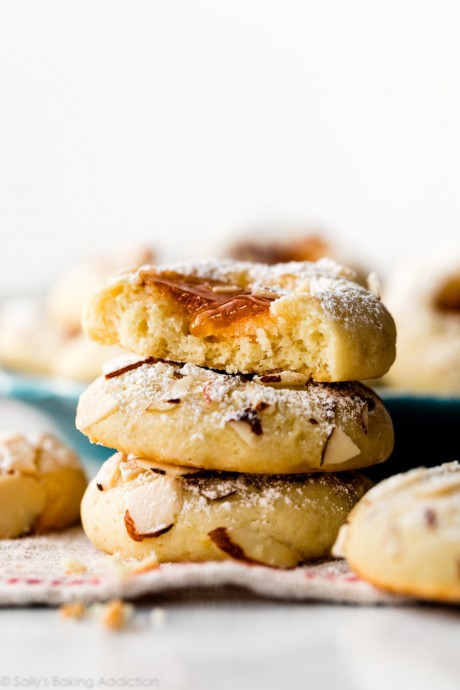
[0, 431, 82, 474]
[103, 358, 380, 441]
[118, 454, 369, 517]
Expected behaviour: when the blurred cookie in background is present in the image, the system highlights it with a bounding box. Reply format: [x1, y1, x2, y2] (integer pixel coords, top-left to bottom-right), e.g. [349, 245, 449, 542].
[0, 297, 123, 383]
[47, 245, 155, 335]
[365, 252, 460, 484]
[333, 462, 460, 602]
[384, 252, 460, 395]
[228, 232, 331, 264]
[0, 298, 64, 377]
[0, 431, 87, 538]
[224, 227, 367, 285]
[0, 245, 155, 383]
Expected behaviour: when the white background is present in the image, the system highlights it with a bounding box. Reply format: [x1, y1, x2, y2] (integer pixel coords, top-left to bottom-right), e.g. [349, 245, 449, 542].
[1, 1, 460, 293]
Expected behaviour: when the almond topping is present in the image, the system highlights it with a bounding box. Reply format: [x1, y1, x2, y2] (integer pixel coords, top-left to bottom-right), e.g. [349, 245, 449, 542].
[360, 402, 369, 435]
[208, 527, 301, 569]
[146, 400, 180, 412]
[77, 394, 119, 430]
[331, 524, 349, 559]
[366, 272, 382, 300]
[256, 371, 308, 387]
[278, 371, 309, 386]
[321, 427, 360, 467]
[103, 355, 156, 379]
[227, 420, 260, 447]
[119, 458, 145, 482]
[124, 476, 183, 541]
[131, 457, 200, 477]
[124, 511, 174, 541]
[228, 407, 263, 435]
[259, 374, 282, 384]
[93, 453, 123, 490]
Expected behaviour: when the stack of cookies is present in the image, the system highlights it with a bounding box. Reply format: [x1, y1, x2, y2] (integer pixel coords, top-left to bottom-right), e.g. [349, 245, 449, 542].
[77, 259, 396, 568]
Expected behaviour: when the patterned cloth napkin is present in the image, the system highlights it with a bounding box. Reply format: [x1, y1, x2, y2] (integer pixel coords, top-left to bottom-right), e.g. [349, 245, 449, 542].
[0, 527, 407, 606]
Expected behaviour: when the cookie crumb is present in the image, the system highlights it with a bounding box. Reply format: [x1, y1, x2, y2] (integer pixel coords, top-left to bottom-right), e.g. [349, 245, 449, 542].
[62, 558, 88, 575]
[106, 552, 159, 579]
[59, 602, 85, 620]
[100, 599, 133, 631]
[131, 554, 159, 575]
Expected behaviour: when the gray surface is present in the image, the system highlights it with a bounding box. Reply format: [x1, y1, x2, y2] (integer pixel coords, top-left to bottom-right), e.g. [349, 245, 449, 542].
[0, 598, 459, 690]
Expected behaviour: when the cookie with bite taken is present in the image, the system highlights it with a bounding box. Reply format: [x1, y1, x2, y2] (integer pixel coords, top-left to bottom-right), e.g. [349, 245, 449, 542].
[82, 259, 396, 382]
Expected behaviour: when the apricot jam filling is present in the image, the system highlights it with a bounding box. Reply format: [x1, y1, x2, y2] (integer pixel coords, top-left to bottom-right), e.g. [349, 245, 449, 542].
[140, 271, 278, 337]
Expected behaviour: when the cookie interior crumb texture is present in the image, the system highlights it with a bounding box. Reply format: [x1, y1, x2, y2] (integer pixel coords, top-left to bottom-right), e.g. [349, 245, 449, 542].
[82, 259, 396, 381]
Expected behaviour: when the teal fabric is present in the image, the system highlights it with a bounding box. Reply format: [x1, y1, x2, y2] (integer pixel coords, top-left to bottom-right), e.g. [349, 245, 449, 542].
[0, 369, 113, 461]
[366, 388, 460, 482]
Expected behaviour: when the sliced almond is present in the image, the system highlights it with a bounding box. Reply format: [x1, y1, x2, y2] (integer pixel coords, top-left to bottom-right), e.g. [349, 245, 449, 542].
[360, 402, 369, 435]
[103, 354, 154, 379]
[258, 374, 282, 384]
[77, 394, 119, 430]
[124, 511, 174, 541]
[131, 457, 200, 477]
[146, 377, 192, 411]
[93, 453, 124, 491]
[155, 361, 176, 376]
[279, 371, 308, 386]
[146, 400, 180, 412]
[366, 271, 382, 300]
[162, 376, 193, 400]
[208, 527, 301, 569]
[256, 371, 308, 387]
[124, 476, 183, 541]
[331, 523, 349, 558]
[119, 458, 146, 482]
[227, 420, 260, 447]
[228, 407, 263, 436]
[321, 427, 360, 467]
